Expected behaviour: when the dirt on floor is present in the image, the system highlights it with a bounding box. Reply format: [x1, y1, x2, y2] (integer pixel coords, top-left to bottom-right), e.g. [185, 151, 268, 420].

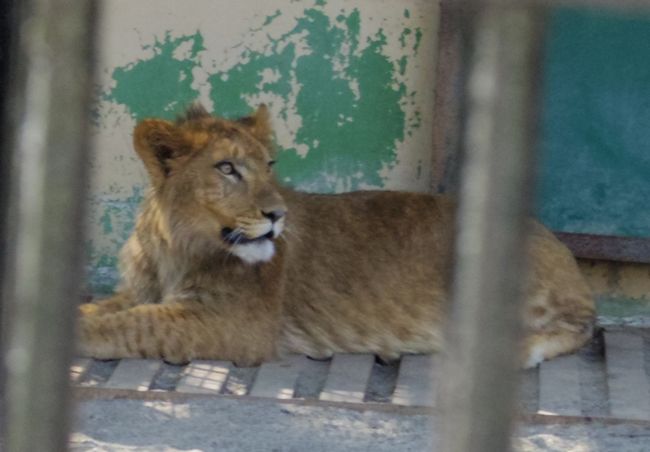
[70, 397, 650, 452]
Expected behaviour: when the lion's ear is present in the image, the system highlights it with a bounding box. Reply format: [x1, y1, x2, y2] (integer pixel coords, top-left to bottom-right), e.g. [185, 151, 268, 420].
[133, 119, 191, 187]
[237, 104, 273, 148]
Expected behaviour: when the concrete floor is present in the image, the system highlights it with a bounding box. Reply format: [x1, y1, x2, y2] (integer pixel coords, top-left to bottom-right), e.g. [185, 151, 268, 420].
[70, 397, 650, 452]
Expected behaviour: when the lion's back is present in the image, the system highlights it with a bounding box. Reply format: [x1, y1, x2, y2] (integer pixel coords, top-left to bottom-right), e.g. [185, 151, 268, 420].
[279, 190, 454, 359]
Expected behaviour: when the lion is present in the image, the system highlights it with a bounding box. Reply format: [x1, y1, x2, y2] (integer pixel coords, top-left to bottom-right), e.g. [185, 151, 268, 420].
[77, 104, 595, 368]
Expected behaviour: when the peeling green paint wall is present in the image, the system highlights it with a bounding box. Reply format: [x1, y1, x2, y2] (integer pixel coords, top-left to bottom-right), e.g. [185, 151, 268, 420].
[105, 33, 206, 122]
[87, 0, 438, 293]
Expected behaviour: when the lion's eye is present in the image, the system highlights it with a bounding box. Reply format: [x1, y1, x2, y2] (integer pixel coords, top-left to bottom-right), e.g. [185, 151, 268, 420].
[215, 161, 240, 179]
[216, 162, 233, 174]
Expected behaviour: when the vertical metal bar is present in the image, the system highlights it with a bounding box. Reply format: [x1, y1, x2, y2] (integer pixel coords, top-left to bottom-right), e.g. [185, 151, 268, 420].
[0, 2, 18, 448]
[438, 4, 545, 452]
[1, 0, 96, 451]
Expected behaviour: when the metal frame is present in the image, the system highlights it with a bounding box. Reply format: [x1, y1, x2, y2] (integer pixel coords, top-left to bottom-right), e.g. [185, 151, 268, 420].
[431, 2, 464, 195]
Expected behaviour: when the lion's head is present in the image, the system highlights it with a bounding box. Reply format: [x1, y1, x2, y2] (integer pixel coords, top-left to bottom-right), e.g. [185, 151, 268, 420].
[133, 104, 287, 264]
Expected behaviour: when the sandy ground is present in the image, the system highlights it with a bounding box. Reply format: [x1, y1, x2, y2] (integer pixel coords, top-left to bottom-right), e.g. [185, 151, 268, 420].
[70, 397, 650, 452]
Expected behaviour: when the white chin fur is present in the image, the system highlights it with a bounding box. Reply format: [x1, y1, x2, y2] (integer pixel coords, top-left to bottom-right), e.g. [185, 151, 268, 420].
[232, 240, 275, 264]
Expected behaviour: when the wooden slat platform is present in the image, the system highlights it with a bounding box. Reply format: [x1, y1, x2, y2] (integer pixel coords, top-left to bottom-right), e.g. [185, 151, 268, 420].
[71, 327, 650, 422]
[319, 354, 374, 403]
[605, 331, 650, 420]
[176, 361, 230, 395]
[70, 358, 92, 383]
[104, 359, 161, 391]
[250, 355, 306, 399]
[392, 354, 438, 407]
[537, 354, 582, 416]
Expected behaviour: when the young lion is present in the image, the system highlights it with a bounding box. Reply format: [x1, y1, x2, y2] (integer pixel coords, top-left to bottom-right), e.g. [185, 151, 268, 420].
[78, 104, 595, 368]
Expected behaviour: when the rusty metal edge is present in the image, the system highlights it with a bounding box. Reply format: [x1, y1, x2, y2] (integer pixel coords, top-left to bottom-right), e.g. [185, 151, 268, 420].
[555, 232, 650, 264]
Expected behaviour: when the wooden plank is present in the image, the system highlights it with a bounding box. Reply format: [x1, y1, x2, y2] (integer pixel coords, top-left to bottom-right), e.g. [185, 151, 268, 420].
[605, 331, 650, 420]
[176, 361, 230, 395]
[69, 358, 93, 383]
[392, 355, 437, 407]
[319, 354, 374, 403]
[537, 354, 582, 416]
[103, 359, 161, 391]
[249, 355, 306, 399]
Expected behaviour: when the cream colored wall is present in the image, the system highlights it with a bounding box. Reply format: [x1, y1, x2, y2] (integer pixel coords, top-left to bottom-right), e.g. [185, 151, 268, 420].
[578, 260, 650, 324]
[580, 261, 650, 301]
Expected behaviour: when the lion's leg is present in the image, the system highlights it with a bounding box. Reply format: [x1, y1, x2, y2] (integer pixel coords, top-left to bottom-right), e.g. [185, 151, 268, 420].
[77, 302, 276, 366]
[521, 297, 595, 368]
[521, 328, 593, 368]
[519, 284, 596, 368]
[78, 292, 137, 317]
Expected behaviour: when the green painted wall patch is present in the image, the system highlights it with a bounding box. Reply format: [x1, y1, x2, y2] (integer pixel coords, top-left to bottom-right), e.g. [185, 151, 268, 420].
[104, 32, 205, 122]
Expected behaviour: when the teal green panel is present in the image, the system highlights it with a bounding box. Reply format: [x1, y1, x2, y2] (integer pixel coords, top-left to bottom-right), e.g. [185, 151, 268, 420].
[537, 9, 650, 237]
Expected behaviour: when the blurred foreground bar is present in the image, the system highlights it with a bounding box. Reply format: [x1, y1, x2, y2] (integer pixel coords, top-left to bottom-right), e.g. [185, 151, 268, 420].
[438, 4, 545, 452]
[1, 1, 96, 451]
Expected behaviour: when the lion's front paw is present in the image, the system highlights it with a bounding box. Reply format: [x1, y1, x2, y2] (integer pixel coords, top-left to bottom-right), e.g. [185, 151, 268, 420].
[75, 316, 117, 359]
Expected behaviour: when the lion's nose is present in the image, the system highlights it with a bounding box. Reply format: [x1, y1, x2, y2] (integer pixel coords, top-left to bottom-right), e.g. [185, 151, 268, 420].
[262, 209, 286, 223]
